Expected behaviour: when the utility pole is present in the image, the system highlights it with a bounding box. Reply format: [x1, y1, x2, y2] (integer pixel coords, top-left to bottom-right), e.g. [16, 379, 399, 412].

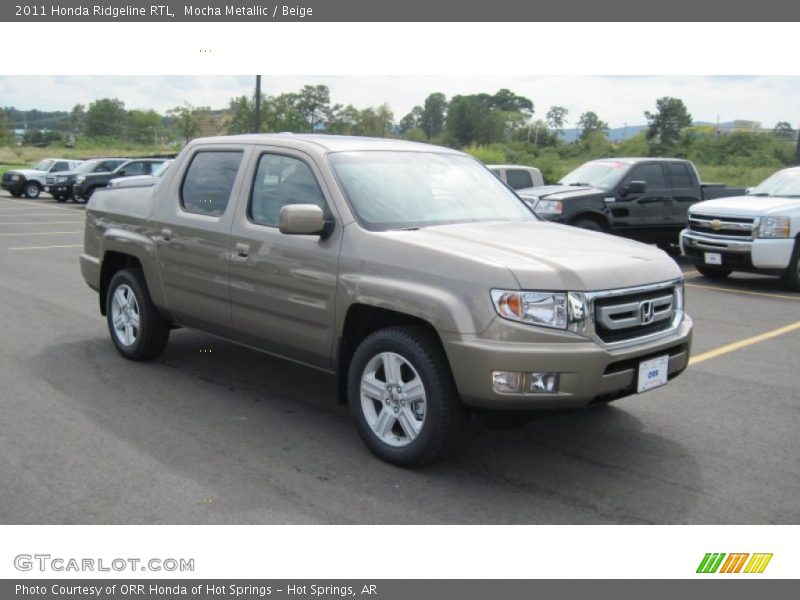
[254, 75, 262, 134]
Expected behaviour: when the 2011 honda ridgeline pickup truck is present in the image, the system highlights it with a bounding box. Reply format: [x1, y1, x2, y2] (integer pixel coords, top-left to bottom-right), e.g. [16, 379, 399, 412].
[81, 134, 693, 466]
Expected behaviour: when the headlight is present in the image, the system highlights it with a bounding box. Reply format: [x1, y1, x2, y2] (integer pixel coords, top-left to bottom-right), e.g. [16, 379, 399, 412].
[11, 174, 21, 181]
[534, 199, 563, 215]
[75, 175, 86, 184]
[491, 290, 568, 329]
[758, 216, 790, 238]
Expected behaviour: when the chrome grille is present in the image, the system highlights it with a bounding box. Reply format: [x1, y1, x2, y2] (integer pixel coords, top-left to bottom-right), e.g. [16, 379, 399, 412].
[688, 213, 756, 240]
[593, 286, 678, 344]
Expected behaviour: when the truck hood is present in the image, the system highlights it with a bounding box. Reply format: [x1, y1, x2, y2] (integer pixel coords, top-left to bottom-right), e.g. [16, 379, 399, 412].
[690, 195, 800, 217]
[8, 169, 45, 178]
[393, 220, 680, 291]
[518, 184, 604, 200]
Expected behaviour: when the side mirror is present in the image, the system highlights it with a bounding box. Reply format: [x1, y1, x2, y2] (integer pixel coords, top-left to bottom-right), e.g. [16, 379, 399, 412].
[621, 180, 647, 196]
[279, 204, 332, 237]
[745, 187, 754, 194]
[117, 169, 126, 177]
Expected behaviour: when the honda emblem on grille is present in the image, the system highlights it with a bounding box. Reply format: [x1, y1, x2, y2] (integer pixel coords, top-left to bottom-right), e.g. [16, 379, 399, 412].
[640, 300, 655, 325]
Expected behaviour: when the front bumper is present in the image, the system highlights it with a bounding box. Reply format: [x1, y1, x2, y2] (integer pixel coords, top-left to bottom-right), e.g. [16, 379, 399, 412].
[442, 315, 692, 410]
[46, 183, 73, 196]
[680, 230, 794, 272]
[1, 180, 25, 194]
[73, 182, 88, 198]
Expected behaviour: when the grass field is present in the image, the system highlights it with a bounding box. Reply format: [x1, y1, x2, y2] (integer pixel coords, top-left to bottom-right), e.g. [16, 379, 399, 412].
[0, 144, 779, 188]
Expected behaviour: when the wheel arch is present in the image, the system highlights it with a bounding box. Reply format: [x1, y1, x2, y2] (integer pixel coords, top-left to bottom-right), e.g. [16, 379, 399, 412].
[568, 210, 611, 231]
[335, 304, 445, 405]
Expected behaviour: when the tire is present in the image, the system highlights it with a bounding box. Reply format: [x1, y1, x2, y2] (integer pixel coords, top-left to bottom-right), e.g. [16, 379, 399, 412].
[781, 241, 800, 291]
[696, 265, 732, 280]
[105, 268, 170, 361]
[571, 218, 606, 233]
[55, 195, 67, 203]
[23, 181, 41, 199]
[348, 325, 466, 467]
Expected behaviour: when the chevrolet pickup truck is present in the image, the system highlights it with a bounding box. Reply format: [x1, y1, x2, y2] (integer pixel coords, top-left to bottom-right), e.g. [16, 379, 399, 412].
[680, 166, 800, 290]
[516, 158, 744, 250]
[2, 158, 82, 199]
[81, 135, 693, 466]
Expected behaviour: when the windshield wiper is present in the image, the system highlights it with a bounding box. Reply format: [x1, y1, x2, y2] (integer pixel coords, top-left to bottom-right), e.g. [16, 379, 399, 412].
[748, 192, 771, 197]
[566, 182, 591, 187]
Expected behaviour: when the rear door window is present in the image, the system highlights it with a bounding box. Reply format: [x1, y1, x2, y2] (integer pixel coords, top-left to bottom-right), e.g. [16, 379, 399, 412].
[506, 169, 533, 190]
[666, 163, 693, 188]
[52, 161, 69, 172]
[123, 162, 147, 176]
[181, 151, 243, 217]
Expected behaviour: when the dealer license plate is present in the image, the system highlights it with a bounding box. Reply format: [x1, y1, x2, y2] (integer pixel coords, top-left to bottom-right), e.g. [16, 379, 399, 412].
[704, 252, 722, 265]
[637, 355, 669, 393]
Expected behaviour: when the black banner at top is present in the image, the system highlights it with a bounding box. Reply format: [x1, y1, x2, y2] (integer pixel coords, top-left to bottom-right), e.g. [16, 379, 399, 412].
[3, 0, 800, 22]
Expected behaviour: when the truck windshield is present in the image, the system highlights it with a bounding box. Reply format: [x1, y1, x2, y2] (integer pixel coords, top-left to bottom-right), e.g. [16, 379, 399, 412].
[559, 160, 629, 189]
[329, 151, 534, 230]
[76, 161, 101, 173]
[33, 160, 54, 171]
[749, 169, 800, 198]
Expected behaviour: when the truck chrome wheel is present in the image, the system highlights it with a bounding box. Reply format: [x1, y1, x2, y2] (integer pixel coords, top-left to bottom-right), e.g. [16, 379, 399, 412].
[110, 284, 140, 347]
[360, 352, 426, 447]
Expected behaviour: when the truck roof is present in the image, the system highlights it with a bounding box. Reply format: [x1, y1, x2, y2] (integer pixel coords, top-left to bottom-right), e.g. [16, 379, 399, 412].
[591, 157, 693, 164]
[188, 133, 464, 154]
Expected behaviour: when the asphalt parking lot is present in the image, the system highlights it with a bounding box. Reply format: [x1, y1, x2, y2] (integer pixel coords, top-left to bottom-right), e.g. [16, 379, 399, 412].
[0, 191, 798, 525]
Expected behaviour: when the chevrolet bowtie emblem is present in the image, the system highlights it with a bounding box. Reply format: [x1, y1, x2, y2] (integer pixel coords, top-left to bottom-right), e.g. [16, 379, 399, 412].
[710, 219, 723, 230]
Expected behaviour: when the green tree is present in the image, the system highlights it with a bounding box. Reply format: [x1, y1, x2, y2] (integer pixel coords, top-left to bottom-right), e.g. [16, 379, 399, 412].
[577, 111, 609, 141]
[0, 107, 11, 145]
[546, 106, 568, 136]
[85, 98, 128, 138]
[446, 95, 484, 146]
[226, 95, 255, 134]
[296, 84, 331, 132]
[69, 104, 86, 135]
[128, 109, 163, 144]
[353, 104, 394, 137]
[645, 97, 692, 147]
[420, 93, 447, 139]
[326, 104, 361, 135]
[773, 121, 795, 139]
[168, 104, 202, 143]
[263, 93, 307, 132]
[399, 105, 423, 134]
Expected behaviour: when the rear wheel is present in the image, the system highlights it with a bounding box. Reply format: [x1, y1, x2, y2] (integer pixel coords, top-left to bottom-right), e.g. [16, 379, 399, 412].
[348, 326, 466, 467]
[696, 265, 732, 280]
[106, 269, 170, 360]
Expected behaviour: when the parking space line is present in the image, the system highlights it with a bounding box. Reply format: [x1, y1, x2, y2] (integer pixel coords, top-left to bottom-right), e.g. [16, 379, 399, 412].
[689, 321, 800, 366]
[685, 282, 799, 302]
[1, 198, 84, 213]
[7, 244, 83, 251]
[682, 270, 699, 277]
[0, 221, 83, 226]
[0, 231, 82, 236]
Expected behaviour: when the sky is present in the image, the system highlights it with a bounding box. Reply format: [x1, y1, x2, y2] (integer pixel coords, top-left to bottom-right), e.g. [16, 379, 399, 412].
[1, 75, 797, 129]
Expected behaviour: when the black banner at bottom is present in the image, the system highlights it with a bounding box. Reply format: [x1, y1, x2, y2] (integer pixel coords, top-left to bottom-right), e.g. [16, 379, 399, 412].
[3, 580, 798, 600]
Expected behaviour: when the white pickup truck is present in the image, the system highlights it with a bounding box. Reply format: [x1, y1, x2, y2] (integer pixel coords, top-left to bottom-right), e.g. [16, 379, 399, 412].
[680, 166, 800, 290]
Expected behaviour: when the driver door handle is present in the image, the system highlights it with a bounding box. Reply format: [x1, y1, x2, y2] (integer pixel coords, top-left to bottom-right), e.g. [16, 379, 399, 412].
[234, 242, 250, 260]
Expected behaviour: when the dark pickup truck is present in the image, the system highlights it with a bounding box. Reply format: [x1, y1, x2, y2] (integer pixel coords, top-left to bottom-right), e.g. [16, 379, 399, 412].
[517, 158, 744, 247]
[73, 158, 169, 203]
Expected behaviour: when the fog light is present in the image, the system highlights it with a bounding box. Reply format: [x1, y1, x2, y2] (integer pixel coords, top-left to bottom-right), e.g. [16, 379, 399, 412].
[530, 372, 559, 393]
[492, 371, 524, 393]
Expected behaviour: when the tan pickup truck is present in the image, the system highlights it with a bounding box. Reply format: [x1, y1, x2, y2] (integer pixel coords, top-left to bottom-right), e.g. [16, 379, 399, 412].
[81, 134, 693, 466]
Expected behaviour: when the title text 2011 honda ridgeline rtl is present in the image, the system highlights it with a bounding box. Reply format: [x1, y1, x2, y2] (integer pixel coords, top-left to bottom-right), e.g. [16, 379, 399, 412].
[80, 135, 693, 466]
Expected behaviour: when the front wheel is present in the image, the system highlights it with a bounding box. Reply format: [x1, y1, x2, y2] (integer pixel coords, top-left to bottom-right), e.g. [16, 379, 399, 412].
[23, 182, 41, 199]
[781, 243, 800, 291]
[106, 269, 171, 360]
[348, 326, 466, 467]
[571, 218, 606, 233]
[696, 265, 732, 280]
